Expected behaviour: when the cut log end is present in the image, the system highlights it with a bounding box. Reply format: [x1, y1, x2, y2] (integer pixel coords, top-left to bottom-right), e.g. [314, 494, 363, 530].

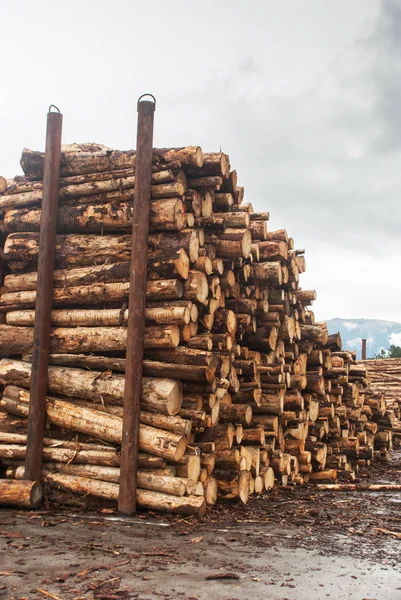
[0, 479, 43, 509]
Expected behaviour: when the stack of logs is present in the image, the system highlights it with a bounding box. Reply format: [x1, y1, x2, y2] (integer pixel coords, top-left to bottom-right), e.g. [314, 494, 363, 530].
[361, 358, 401, 444]
[0, 143, 398, 516]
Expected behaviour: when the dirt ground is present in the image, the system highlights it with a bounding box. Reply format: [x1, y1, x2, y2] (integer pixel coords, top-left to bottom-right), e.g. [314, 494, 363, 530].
[1, 451, 401, 600]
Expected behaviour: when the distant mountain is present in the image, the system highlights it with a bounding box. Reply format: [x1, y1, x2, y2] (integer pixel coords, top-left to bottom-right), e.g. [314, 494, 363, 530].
[325, 319, 401, 359]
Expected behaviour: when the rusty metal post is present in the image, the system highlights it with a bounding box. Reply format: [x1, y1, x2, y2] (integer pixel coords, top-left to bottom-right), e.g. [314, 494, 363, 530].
[25, 106, 63, 482]
[362, 338, 367, 360]
[118, 95, 155, 514]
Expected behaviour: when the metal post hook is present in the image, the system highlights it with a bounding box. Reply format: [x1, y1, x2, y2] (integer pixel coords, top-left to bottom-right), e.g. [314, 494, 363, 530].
[137, 94, 156, 111]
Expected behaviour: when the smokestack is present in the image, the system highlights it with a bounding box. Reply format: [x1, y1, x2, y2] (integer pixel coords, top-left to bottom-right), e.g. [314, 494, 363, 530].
[362, 338, 367, 360]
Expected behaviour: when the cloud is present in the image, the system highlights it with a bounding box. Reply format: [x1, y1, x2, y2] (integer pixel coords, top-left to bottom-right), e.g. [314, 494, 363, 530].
[389, 332, 401, 346]
[342, 321, 360, 331]
[345, 336, 364, 349]
[161, 1, 401, 264]
[365, 0, 401, 153]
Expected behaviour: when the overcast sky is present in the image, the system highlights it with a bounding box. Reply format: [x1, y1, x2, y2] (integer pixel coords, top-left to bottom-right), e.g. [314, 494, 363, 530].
[1, 0, 400, 323]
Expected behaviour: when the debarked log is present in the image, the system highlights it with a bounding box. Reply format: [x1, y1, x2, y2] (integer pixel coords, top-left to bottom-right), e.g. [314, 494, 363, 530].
[40, 471, 206, 516]
[21, 353, 215, 384]
[6, 464, 188, 497]
[6, 305, 191, 327]
[0, 359, 182, 414]
[0, 436, 167, 470]
[315, 484, 401, 491]
[0, 387, 186, 461]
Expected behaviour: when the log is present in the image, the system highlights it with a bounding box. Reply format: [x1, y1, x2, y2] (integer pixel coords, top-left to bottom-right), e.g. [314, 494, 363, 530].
[0, 324, 180, 354]
[183, 270, 209, 305]
[149, 230, 200, 263]
[200, 424, 236, 450]
[315, 484, 401, 491]
[241, 427, 265, 445]
[41, 470, 206, 516]
[0, 439, 166, 470]
[243, 327, 278, 352]
[308, 470, 338, 481]
[0, 176, 7, 193]
[0, 479, 43, 508]
[252, 262, 282, 285]
[3, 255, 188, 293]
[4, 232, 133, 271]
[5, 168, 184, 193]
[0, 444, 122, 467]
[257, 240, 288, 262]
[203, 230, 252, 259]
[20, 144, 203, 179]
[4, 261, 132, 291]
[30, 353, 213, 385]
[204, 476, 218, 505]
[6, 305, 191, 327]
[254, 475, 264, 493]
[300, 325, 328, 345]
[8, 463, 187, 497]
[253, 394, 284, 416]
[262, 467, 275, 490]
[1, 387, 187, 461]
[238, 471, 250, 504]
[212, 309, 237, 334]
[1, 386, 192, 436]
[219, 404, 253, 425]
[2, 198, 186, 232]
[216, 476, 240, 499]
[214, 449, 243, 470]
[0, 279, 183, 310]
[148, 248, 190, 279]
[0, 360, 182, 414]
[145, 347, 219, 369]
[186, 335, 213, 351]
[187, 152, 229, 177]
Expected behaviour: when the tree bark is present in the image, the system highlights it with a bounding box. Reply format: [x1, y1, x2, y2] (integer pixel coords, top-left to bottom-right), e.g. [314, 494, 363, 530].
[4, 232, 191, 272]
[0, 324, 180, 354]
[4, 255, 188, 293]
[20, 144, 203, 179]
[1, 279, 183, 310]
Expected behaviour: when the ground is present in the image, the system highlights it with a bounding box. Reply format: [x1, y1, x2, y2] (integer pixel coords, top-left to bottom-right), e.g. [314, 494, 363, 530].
[1, 451, 401, 600]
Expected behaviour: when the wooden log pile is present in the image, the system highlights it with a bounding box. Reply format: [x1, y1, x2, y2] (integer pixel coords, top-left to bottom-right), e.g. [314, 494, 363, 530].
[360, 358, 401, 445]
[0, 143, 398, 514]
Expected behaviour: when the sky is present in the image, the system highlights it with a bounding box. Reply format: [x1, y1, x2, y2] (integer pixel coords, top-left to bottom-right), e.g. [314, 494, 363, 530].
[1, 0, 400, 323]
